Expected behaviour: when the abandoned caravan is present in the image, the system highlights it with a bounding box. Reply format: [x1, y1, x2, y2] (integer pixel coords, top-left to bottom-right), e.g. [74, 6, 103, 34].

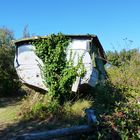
[14, 34, 107, 92]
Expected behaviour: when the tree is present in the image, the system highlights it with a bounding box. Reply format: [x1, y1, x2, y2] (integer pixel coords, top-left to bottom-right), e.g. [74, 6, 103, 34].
[106, 48, 140, 67]
[0, 27, 14, 47]
[0, 27, 20, 96]
[22, 25, 30, 38]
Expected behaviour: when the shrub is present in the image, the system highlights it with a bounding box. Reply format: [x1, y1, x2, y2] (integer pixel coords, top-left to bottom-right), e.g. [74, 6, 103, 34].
[88, 48, 140, 139]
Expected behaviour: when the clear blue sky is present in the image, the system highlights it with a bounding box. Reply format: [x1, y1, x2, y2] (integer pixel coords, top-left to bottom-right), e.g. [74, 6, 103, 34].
[0, 0, 140, 51]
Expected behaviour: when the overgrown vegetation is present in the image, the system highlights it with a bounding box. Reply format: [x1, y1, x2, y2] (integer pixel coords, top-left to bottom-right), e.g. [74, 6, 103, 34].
[89, 48, 140, 140]
[18, 38, 139, 139]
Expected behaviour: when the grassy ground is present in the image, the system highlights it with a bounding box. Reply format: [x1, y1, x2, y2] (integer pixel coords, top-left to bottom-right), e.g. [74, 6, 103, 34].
[0, 98, 22, 124]
[0, 95, 92, 140]
[0, 81, 140, 140]
[0, 97, 43, 139]
[0, 98, 21, 139]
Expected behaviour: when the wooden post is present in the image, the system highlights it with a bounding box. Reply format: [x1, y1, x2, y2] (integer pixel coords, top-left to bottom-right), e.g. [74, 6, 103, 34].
[11, 125, 93, 140]
[11, 109, 97, 140]
[85, 108, 97, 125]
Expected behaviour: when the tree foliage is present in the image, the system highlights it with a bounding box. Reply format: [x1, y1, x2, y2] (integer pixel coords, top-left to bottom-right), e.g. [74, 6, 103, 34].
[106, 48, 140, 67]
[0, 27, 14, 46]
[0, 27, 20, 96]
[22, 25, 30, 38]
[106, 48, 140, 91]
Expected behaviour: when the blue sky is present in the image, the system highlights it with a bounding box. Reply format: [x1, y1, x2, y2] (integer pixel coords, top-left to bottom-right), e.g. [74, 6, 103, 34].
[0, 0, 140, 51]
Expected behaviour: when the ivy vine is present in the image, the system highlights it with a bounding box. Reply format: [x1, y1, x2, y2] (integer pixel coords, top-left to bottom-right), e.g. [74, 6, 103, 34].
[33, 33, 85, 103]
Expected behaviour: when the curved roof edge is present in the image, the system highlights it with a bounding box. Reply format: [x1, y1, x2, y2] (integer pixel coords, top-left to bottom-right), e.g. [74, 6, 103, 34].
[14, 34, 107, 63]
[14, 34, 97, 44]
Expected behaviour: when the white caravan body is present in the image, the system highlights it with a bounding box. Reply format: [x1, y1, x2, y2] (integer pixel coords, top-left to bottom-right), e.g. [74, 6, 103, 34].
[14, 35, 107, 92]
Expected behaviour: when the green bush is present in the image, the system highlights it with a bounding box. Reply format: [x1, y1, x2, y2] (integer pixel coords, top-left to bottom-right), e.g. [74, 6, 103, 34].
[88, 48, 140, 139]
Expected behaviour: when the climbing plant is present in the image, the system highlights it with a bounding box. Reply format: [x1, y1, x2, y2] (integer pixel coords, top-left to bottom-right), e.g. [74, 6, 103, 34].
[33, 33, 85, 102]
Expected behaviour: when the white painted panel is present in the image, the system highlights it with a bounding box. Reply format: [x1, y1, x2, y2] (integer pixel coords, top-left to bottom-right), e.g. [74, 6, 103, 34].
[15, 44, 47, 90]
[69, 40, 98, 92]
[18, 45, 43, 65]
[68, 40, 89, 50]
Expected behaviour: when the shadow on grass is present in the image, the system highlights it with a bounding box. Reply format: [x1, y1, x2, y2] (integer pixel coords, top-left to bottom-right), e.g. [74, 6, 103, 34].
[0, 119, 51, 140]
[0, 85, 43, 108]
[0, 97, 22, 108]
[78, 82, 127, 115]
[0, 89, 27, 108]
